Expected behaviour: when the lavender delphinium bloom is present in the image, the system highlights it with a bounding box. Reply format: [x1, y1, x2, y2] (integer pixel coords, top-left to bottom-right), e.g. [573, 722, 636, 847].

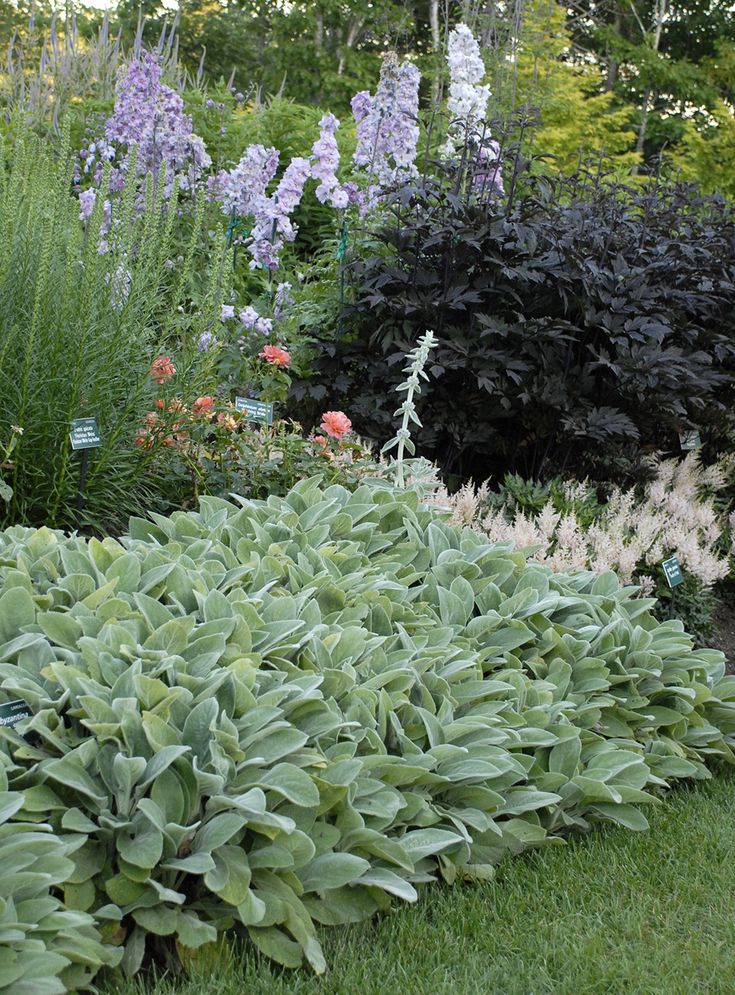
[248, 155, 311, 270]
[78, 188, 97, 221]
[85, 52, 211, 200]
[274, 281, 293, 318]
[197, 330, 217, 351]
[239, 306, 260, 329]
[209, 144, 306, 267]
[472, 139, 504, 196]
[220, 304, 236, 321]
[352, 53, 420, 204]
[208, 145, 279, 220]
[311, 113, 348, 209]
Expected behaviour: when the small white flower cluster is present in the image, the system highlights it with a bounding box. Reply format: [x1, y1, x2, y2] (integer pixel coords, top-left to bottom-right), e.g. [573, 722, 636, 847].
[429, 451, 733, 591]
[446, 24, 491, 130]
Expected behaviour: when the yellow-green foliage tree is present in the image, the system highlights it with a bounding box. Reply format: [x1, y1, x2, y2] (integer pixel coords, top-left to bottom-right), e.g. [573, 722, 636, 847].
[673, 100, 735, 198]
[492, 0, 640, 174]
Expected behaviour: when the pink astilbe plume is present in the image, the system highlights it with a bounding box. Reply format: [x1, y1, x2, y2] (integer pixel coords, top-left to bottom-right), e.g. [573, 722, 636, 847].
[450, 453, 731, 592]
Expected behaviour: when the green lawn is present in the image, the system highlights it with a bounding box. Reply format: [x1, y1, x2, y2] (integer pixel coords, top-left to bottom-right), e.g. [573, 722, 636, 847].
[108, 772, 735, 995]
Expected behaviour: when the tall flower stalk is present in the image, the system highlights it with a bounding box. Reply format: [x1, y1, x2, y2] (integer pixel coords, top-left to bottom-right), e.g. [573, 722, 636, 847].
[443, 24, 503, 196]
[381, 330, 438, 487]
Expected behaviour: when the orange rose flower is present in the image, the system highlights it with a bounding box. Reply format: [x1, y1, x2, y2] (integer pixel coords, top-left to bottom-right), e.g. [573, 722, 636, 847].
[216, 412, 238, 432]
[193, 395, 216, 417]
[259, 345, 291, 368]
[319, 410, 352, 440]
[134, 411, 160, 448]
[149, 355, 176, 384]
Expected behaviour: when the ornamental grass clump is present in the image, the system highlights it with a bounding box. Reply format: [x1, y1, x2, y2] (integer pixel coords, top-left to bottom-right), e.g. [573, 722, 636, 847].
[0, 480, 733, 988]
[0, 136, 222, 532]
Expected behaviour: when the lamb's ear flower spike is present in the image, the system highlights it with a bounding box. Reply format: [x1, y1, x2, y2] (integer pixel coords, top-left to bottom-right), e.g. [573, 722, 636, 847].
[382, 330, 438, 488]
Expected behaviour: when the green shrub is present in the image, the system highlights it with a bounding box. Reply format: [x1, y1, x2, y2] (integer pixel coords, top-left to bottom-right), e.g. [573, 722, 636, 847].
[0, 480, 733, 986]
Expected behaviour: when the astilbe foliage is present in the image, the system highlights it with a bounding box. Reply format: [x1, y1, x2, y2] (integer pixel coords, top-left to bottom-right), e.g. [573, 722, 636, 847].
[0, 480, 734, 987]
[301, 164, 735, 483]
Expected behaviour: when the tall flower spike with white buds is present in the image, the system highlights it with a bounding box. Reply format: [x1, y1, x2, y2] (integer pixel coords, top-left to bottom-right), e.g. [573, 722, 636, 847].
[446, 24, 490, 133]
[443, 24, 503, 196]
[382, 330, 438, 488]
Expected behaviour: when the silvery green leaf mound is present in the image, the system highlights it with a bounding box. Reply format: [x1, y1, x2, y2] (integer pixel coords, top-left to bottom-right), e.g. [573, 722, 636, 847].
[0, 763, 121, 993]
[0, 479, 733, 989]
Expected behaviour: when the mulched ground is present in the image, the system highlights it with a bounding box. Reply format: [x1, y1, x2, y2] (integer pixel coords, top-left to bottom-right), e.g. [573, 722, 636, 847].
[712, 596, 735, 675]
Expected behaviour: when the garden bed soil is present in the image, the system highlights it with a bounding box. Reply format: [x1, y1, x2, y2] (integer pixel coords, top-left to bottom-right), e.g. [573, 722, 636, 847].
[713, 596, 735, 675]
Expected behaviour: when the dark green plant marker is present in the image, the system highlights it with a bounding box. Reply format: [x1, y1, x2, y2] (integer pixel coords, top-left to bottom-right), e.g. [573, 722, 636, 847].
[69, 417, 102, 450]
[235, 397, 274, 426]
[0, 698, 32, 730]
[662, 556, 684, 588]
[70, 417, 102, 529]
[678, 431, 702, 451]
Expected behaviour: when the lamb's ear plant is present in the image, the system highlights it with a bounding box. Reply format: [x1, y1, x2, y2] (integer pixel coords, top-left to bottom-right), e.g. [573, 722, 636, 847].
[381, 330, 438, 487]
[0, 480, 734, 985]
[0, 131, 221, 533]
[0, 763, 121, 993]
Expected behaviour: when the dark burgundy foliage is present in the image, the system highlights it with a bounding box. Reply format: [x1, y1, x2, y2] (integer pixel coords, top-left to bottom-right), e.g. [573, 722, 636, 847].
[294, 163, 735, 483]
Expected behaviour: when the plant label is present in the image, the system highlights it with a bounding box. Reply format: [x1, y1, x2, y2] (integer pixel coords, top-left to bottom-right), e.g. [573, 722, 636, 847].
[662, 556, 684, 588]
[0, 698, 32, 729]
[70, 418, 102, 450]
[234, 397, 274, 425]
[678, 431, 701, 451]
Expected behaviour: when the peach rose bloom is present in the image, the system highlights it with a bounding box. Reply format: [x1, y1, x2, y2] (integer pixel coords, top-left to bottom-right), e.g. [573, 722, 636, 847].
[149, 355, 176, 384]
[259, 344, 291, 367]
[217, 413, 238, 432]
[193, 395, 216, 416]
[319, 411, 352, 440]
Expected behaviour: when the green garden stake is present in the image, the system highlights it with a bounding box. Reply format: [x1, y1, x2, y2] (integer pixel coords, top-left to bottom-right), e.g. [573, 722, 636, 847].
[337, 221, 349, 339]
[336, 224, 349, 263]
[70, 417, 102, 529]
[226, 213, 249, 268]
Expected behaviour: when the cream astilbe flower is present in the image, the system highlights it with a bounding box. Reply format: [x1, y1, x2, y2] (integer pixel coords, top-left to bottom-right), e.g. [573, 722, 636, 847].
[537, 501, 562, 546]
[637, 574, 656, 597]
[447, 480, 491, 526]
